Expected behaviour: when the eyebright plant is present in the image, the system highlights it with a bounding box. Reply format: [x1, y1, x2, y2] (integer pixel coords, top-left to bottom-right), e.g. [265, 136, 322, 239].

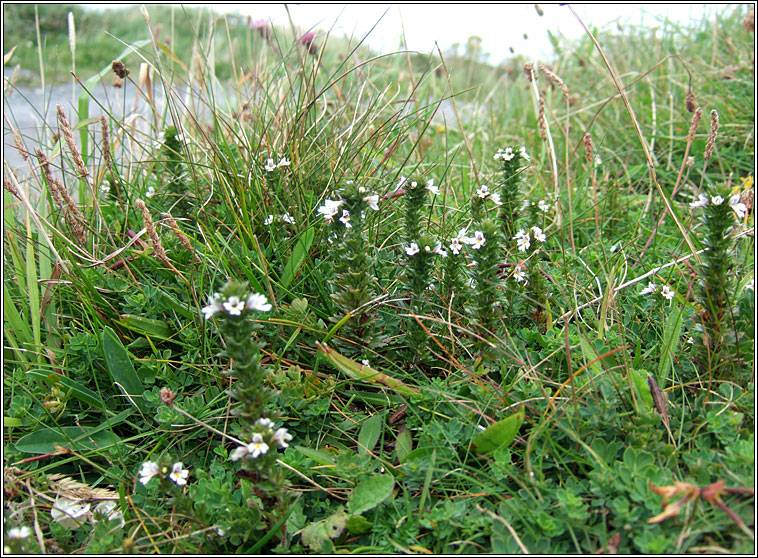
[322, 181, 381, 349]
[494, 145, 530, 238]
[689, 188, 749, 379]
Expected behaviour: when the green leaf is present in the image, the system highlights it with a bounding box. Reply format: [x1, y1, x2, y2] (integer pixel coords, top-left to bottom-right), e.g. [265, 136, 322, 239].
[629, 368, 654, 409]
[472, 407, 524, 454]
[395, 427, 412, 462]
[301, 508, 348, 551]
[15, 426, 121, 454]
[101, 327, 147, 413]
[348, 473, 395, 516]
[295, 446, 335, 466]
[657, 304, 683, 379]
[26, 369, 106, 410]
[280, 227, 315, 288]
[578, 335, 603, 377]
[316, 342, 418, 396]
[117, 315, 172, 340]
[345, 514, 372, 535]
[358, 413, 383, 455]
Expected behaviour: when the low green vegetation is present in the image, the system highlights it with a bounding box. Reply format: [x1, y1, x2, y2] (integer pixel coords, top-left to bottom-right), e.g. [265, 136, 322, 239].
[3, 4, 754, 554]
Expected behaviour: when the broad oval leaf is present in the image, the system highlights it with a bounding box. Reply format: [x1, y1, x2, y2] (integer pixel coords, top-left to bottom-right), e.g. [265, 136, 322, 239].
[15, 427, 121, 454]
[348, 474, 395, 516]
[358, 413, 383, 455]
[101, 327, 147, 413]
[472, 406, 525, 454]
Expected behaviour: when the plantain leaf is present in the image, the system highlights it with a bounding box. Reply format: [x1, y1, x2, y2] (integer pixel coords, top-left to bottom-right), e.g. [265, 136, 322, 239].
[395, 427, 412, 462]
[316, 342, 418, 396]
[101, 327, 147, 413]
[348, 474, 395, 516]
[280, 227, 315, 288]
[472, 407, 525, 454]
[15, 426, 121, 454]
[358, 413, 383, 455]
[27, 369, 105, 410]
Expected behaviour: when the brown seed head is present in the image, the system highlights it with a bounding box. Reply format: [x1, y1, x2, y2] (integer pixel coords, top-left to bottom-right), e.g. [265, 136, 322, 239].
[112, 60, 130, 79]
[159, 387, 176, 406]
[537, 97, 547, 141]
[523, 62, 535, 82]
[583, 133, 593, 164]
[685, 90, 697, 113]
[538, 64, 569, 98]
[743, 9, 754, 33]
[704, 109, 719, 162]
[686, 107, 702, 145]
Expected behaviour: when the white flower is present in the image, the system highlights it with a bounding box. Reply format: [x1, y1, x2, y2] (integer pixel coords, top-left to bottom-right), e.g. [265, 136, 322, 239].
[230, 446, 250, 461]
[494, 147, 515, 161]
[246, 293, 272, 312]
[317, 199, 342, 222]
[660, 285, 675, 300]
[594, 155, 602, 167]
[264, 158, 276, 172]
[640, 281, 657, 295]
[405, 242, 420, 256]
[537, 199, 550, 213]
[469, 231, 486, 250]
[51, 497, 91, 529]
[169, 462, 189, 486]
[139, 461, 160, 485]
[274, 428, 293, 448]
[361, 359, 370, 366]
[513, 269, 527, 283]
[281, 213, 295, 224]
[449, 236, 464, 255]
[745, 278, 754, 291]
[264, 214, 274, 225]
[729, 194, 747, 219]
[711, 195, 724, 206]
[223, 296, 246, 316]
[476, 185, 491, 198]
[433, 243, 448, 257]
[249, 433, 269, 458]
[93, 501, 124, 525]
[202, 293, 224, 320]
[489, 192, 503, 206]
[339, 209, 351, 228]
[100, 181, 110, 195]
[364, 194, 380, 211]
[6, 526, 31, 539]
[519, 146, 530, 161]
[146, 186, 156, 198]
[465, 277, 475, 288]
[689, 194, 709, 208]
[514, 229, 531, 252]
[394, 176, 408, 192]
[531, 226, 546, 243]
[257, 417, 274, 429]
[426, 179, 440, 195]
[277, 157, 290, 167]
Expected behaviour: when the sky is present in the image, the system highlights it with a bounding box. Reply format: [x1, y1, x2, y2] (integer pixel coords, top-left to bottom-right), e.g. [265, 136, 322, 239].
[83, 3, 740, 63]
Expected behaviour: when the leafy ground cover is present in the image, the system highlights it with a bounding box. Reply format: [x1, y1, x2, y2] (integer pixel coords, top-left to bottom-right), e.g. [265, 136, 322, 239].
[3, 4, 755, 554]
